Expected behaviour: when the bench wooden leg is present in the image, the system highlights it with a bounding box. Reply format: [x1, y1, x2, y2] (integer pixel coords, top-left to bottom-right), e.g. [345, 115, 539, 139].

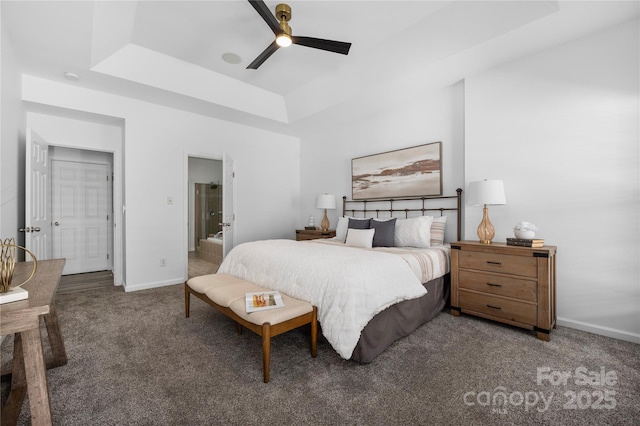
[311, 307, 317, 358]
[184, 283, 190, 318]
[262, 323, 271, 383]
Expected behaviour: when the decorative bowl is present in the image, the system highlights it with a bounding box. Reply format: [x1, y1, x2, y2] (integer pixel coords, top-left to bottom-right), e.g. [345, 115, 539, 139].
[514, 229, 536, 239]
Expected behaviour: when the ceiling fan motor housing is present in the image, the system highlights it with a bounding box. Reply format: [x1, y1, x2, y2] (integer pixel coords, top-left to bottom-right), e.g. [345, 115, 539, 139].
[276, 4, 291, 22]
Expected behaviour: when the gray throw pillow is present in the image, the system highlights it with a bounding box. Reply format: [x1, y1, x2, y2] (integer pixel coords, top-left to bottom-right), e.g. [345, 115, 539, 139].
[348, 218, 371, 230]
[370, 218, 397, 247]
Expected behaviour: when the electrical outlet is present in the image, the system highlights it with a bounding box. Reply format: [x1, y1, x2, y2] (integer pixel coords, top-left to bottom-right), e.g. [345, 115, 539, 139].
[160, 258, 167, 267]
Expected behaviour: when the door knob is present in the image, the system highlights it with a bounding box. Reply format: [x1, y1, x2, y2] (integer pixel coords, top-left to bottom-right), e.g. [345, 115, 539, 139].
[54, 222, 60, 226]
[18, 226, 42, 232]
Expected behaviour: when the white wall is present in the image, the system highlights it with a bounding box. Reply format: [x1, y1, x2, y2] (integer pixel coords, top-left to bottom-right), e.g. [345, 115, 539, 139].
[299, 82, 465, 242]
[21, 76, 301, 291]
[0, 13, 25, 243]
[465, 20, 639, 342]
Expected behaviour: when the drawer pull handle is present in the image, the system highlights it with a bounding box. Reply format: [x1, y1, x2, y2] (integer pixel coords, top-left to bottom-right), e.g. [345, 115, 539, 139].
[487, 304, 502, 310]
[487, 261, 502, 265]
[487, 283, 502, 287]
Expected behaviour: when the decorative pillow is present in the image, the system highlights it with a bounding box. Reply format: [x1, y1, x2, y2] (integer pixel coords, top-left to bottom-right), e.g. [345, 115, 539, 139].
[394, 216, 433, 248]
[335, 217, 349, 241]
[345, 228, 375, 248]
[336, 217, 370, 242]
[429, 216, 448, 245]
[348, 217, 371, 230]
[370, 218, 397, 247]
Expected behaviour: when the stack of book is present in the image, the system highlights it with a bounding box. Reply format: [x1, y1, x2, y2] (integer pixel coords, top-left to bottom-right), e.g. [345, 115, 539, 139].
[506, 237, 544, 248]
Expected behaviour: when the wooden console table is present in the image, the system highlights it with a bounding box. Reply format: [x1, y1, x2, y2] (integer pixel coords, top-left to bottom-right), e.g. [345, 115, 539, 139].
[1, 259, 67, 426]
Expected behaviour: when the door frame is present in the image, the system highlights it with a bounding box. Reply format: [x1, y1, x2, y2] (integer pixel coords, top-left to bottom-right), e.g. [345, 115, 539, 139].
[38, 143, 123, 286]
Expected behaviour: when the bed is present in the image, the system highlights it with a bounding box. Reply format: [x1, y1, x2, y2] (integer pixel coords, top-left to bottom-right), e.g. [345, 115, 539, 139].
[218, 189, 462, 363]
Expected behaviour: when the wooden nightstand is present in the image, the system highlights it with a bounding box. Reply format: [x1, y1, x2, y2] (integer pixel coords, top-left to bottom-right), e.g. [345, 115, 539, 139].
[450, 241, 557, 341]
[295, 229, 336, 241]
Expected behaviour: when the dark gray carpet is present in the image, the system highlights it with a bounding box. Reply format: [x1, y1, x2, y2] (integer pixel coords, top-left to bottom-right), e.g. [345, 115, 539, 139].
[2, 283, 639, 425]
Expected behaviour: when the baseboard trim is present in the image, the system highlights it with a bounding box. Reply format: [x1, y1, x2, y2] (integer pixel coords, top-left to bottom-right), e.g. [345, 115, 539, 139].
[557, 317, 640, 344]
[123, 278, 184, 293]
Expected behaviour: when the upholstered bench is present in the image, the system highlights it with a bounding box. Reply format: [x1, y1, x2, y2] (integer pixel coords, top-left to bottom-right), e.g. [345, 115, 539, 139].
[185, 273, 317, 383]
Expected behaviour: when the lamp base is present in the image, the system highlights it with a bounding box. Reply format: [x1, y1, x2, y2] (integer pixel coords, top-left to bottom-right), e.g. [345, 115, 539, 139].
[476, 206, 496, 244]
[320, 209, 330, 232]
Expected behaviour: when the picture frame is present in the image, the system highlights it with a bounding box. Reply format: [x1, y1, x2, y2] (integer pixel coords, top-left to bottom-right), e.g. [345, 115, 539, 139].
[352, 142, 442, 200]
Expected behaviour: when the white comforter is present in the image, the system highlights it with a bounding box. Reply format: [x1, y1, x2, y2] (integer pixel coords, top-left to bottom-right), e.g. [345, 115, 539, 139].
[217, 239, 427, 359]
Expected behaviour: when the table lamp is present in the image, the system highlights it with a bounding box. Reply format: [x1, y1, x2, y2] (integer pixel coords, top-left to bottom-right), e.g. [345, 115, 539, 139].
[316, 194, 336, 232]
[467, 180, 506, 244]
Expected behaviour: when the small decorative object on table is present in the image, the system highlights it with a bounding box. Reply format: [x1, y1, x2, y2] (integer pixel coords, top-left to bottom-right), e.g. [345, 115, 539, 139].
[0, 238, 38, 304]
[305, 216, 316, 230]
[508, 222, 543, 247]
[513, 222, 538, 239]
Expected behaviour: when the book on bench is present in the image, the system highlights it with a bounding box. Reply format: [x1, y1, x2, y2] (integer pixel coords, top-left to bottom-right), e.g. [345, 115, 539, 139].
[246, 291, 285, 313]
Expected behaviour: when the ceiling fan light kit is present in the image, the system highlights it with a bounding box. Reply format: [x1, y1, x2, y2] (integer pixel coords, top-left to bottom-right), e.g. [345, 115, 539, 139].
[276, 34, 292, 47]
[247, 0, 351, 69]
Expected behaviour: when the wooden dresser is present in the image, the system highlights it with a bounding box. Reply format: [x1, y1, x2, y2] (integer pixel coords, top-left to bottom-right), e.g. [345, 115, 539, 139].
[450, 241, 557, 340]
[295, 229, 336, 241]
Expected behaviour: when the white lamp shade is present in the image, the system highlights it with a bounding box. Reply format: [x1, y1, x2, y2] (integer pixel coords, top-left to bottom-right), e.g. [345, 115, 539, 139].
[467, 180, 507, 206]
[316, 194, 336, 210]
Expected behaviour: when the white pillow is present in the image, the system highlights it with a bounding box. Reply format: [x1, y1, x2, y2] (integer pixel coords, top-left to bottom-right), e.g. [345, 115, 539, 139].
[394, 216, 433, 248]
[345, 228, 375, 248]
[336, 216, 370, 242]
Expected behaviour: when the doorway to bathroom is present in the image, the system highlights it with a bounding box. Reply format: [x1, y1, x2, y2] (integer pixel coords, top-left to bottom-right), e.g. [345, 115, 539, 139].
[194, 182, 222, 245]
[188, 157, 223, 275]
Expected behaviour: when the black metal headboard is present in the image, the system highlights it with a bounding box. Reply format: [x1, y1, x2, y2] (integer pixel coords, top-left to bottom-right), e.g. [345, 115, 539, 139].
[342, 188, 463, 242]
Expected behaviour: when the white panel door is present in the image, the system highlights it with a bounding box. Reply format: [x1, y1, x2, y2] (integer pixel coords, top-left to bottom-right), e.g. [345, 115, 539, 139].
[222, 152, 235, 258]
[52, 160, 110, 274]
[24, 129, 52, 260]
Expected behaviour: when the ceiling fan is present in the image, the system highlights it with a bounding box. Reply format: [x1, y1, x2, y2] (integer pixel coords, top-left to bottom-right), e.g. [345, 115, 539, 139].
[246, 0, 352, 69]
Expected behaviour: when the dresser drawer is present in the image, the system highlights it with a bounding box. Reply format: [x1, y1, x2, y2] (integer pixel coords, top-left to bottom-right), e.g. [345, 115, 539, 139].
[459, 290, 536, 325]
[459, 250, 537, 278]
[295, 230, 336, 241]
[458, 270, 537, 302]
[296, 234, 319, 241]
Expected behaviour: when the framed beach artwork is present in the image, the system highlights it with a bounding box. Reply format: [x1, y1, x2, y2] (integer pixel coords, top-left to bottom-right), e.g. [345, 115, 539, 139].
[352, 142, 442, 200]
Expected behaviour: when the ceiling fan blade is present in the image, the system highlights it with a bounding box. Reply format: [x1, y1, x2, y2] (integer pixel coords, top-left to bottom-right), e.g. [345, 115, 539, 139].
[246, 41, 280, 69]
[248, 0, 280, 35]
[292, 36, 351, 55]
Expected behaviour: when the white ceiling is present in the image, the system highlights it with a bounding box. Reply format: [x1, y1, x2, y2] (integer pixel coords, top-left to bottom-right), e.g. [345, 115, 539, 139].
[2, 1, 638, 133]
